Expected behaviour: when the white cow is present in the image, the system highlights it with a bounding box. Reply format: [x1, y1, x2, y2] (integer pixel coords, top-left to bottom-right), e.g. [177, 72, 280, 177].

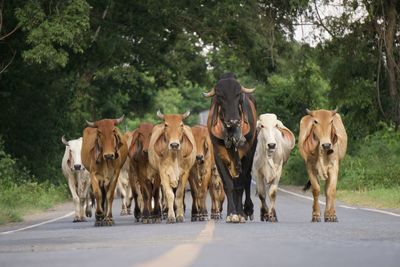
[116, 159, 133, 216]
[61, 136, 93, 222]
[252, 114, 295, 222]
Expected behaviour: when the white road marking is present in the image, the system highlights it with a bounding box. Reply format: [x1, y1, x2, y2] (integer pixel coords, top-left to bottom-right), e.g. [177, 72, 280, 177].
[252, 180, 400, 218]
[0, 211, 74, 235]
[137, 220, 215, 267]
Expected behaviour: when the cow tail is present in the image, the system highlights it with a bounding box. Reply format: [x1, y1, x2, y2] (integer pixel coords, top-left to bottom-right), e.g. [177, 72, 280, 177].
[302, 180, 311, 192]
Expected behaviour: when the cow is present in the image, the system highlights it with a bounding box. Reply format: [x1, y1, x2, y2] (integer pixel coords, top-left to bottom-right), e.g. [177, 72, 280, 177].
[128, 123, 162, 224]
[203, 73, 257, 223]
[188, 125, 214, 221]
[116, 158, 133, 216]
[61, 136, 93, 222]
[148, 111, 196, 223]
[209, 166, 225, 219]
[298, 109, 347, 222]
[81, 115, 128, 226]
[252, 113, 295, 222]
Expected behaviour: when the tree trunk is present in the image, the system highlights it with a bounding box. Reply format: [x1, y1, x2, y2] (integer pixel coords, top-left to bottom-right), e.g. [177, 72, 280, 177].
[383, 0, 400, 128]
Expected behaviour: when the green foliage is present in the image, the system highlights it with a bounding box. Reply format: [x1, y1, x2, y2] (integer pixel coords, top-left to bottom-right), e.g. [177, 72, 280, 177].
[16, 0, 90, 69]
[0, 138, 68, 224]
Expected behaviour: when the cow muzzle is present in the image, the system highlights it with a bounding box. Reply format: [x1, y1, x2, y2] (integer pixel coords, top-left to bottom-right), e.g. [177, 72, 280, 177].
[169, 142, 180, 150]
[74, 164, 82, 171]
[224, 119, 240, 129]
[196, 155, 204, 164]
[103, 153, 115, 161]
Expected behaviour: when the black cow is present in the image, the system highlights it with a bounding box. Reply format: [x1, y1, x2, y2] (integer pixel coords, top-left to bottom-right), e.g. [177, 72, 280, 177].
[204, 73, 257, 223]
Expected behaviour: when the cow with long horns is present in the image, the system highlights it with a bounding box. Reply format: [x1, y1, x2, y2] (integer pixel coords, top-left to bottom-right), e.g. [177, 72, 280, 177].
[81, 115, 128, 226]
[204, 73, 257, 223]
[299, 109, 347, 222]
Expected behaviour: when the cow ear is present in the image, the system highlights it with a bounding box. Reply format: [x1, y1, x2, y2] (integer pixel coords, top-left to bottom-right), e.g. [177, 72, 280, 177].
[154, 131, 167, 157]
[128, 131, 140, 159]
[93, 138, 102, 164]
[331, 113, 348, 160]
[182, 127, 194, 158]
[299, 115, 318, 157]
[277, 121, 295, 149]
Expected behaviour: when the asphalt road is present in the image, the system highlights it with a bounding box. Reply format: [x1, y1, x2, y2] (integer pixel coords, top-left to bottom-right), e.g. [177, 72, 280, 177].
[1, 185, 400, 267]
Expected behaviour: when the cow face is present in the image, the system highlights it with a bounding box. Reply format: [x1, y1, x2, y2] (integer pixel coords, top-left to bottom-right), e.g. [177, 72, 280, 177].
[258, 114, 279, 153]
[62, 136, 84, 171]
[86, 115, 125, 161]
[157, 111, 190, 151]
[192, 126, 209, 165]
[129, 123, 154, 159]
[306, 109, 338, 152]
[203, 73, 254, 148]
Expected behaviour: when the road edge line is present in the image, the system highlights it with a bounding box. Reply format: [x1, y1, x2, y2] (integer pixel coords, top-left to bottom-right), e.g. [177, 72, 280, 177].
[0, 211, 74, 235]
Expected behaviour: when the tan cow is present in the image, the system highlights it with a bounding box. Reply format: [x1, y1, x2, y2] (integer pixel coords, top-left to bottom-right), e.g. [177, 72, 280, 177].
[148, 111, 196, 223]
[61, 136, 93, 222]
[128, 123, 162, 224]
[116, 157, 133, 216]
[188, 125, 214, 221]
[298, 109, 347, 222]
[81, 115, 128, 226]
[209, 166, 225, 219]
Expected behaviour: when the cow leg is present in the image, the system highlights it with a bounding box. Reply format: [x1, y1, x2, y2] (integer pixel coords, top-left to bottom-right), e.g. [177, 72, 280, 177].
[325, 169, 338, 222]
[91, 173, 105, 226]
[243, 142, 256, 221]
[67, 175, 81, 222]
[140, 179, 152, 224]
[268, 183, 278, 222]
[233, 179, 246, 223]
[307, 164, 321, 222]
[161, 174, 176, 223]
[119, 184, 128, 216]
[126, 185, 133, 215]
[103, 171, 120, 226]
[175, 171, 189, 223]
[86, 189, 94, 218]
[200, 173, 211, 221]
[215, 156, 238, 223]
[256, 174, 269, 222]
[189, 177, 199, 221]
[152, 177, 162, 223]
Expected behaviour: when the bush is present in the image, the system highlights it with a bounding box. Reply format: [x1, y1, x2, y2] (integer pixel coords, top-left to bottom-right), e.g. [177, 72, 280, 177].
[0, 137, 68, 224]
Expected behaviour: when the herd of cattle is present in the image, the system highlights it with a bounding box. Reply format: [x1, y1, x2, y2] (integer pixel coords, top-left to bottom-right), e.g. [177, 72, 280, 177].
[61, 73, 348, 226]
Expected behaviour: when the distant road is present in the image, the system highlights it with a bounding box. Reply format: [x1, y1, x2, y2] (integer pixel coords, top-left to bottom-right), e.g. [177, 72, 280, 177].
[1, 185, 399, 267]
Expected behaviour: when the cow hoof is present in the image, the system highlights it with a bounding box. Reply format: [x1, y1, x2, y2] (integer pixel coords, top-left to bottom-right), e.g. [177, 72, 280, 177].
[324, 216, 338, 222]
[191, 216, 197, 222]
[176, 216, 184, 223]
[80, 217, 87, 222]
[311, 216, 321, 222]
[249, 214, 254, 221]
[94, 220, 102, 227]
[127, 209, 132, 215]
[269, 216, 278, 223]
[166, 217, 176, 224]
[239, 215, 246, 223]
[73, 217, 81, 223]
[86, 210, 92, 218]
[120, 210, 127, 216]
[155, 218, 162, 224]
[103, 218, 114, 226]
[142, 218, 149, 224]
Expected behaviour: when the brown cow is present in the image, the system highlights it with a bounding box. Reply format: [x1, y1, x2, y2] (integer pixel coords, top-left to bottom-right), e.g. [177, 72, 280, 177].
[209, 166, 225, 219]
[148, 111, 196, 223]
[188, 125, 214, 221]
[298, 109, 347, 222]
[128, 123, 162, 224]
[81, 115, 128, 226]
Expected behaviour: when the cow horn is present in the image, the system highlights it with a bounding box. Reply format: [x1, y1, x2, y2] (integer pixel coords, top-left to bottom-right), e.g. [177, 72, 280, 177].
[182, 110, 190, 120]
[157, 110, 164, 120]
[306, 108, 312, 115]
[332, 107, 338, 115]
[241, 86, 255, 94]
[114, 114, 125, 125]
[86, 120, 96, 127]
[61, 135, 69, 146]
[202, 88, 215, 98]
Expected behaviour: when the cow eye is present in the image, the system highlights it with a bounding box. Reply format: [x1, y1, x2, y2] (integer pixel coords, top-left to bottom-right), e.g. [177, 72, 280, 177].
[314, 120, 318, 124]
[260, 125, 264, 128]
[164, 123, 168, 127]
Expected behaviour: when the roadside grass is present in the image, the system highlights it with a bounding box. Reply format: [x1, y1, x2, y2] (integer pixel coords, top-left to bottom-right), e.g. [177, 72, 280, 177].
[0, 181, 68, 225]
[336, 187, 400, 210]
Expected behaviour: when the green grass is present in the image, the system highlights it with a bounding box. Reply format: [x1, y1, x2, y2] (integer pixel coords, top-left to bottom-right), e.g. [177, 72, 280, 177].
[337, 187, 400, 210]
[0, 181, 68, 225]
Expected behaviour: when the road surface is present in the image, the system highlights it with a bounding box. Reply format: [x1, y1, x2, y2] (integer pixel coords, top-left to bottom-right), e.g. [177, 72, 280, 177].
[1, 186, 399, 267]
